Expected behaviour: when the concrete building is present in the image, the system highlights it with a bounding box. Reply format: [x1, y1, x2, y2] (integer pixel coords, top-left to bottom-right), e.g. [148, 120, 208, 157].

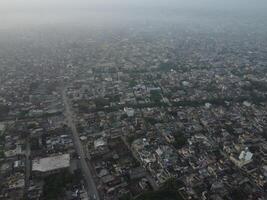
[32, 154, 70, 176]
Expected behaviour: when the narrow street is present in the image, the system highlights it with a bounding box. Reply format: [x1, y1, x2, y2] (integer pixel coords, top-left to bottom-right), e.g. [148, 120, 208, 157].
[62, 89, 100, 200]
[25, 137, 31, 191]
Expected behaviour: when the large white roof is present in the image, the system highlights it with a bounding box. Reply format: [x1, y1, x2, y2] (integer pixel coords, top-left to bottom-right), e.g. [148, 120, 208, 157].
[32, 154, 70, 172]
[0, 123, 5, 132]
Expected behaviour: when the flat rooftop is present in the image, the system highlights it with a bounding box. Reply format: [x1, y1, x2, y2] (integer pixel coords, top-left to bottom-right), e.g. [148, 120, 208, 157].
[32, 154, 70, 172]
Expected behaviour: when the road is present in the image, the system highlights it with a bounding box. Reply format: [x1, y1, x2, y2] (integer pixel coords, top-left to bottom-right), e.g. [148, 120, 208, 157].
[62, 89, 100, 200]
[24, 137, 31, 193]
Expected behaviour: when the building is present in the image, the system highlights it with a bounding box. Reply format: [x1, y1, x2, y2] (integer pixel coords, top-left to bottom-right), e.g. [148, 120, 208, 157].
[32, 154, 70, 176]
[124, 107, 135, 117]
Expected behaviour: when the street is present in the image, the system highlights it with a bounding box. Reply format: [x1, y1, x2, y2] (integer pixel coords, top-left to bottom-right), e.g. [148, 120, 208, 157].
[62, 89, 100, 200]
[24, 137, 31, 192]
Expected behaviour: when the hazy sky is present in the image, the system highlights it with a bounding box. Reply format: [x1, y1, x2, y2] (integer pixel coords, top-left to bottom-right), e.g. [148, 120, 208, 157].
[0, 0, 267, 30]
[1, 0, 266, 10]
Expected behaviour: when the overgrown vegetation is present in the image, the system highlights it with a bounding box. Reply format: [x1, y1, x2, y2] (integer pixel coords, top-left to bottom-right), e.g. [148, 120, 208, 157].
[0, 133, 5, 159]
[158, 62, 176, 72]
[94, 97, 109, 109]
[144, 117, 160, 125]
[173, 133, 187, 149]
[150, 90, 162, 103]
[127, 135, 136, 145]
[0, 104, 9, 119]
[43, 170, 80, 200]
[0, 150, 4, 159]
[129, 80, 138, 87]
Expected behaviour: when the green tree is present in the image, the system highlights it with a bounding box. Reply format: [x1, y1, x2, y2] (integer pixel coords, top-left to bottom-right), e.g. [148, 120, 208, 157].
[173, 133, 187, 149]
[43, 170, 75, 200]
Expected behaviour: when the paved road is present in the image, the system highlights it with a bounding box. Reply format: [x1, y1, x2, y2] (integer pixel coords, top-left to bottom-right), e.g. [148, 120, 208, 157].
[25, 137, 31, 192]
[62, 89, 100, 200]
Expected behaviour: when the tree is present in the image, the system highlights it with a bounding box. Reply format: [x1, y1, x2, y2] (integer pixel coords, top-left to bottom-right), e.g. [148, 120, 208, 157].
[173, 133, 187, 149]
[150, 90, 162, 103]
[119, 193, 132, 200]
[0, 150, 4, 159]
[145, 117, 159, 125]
[230, 189, 247, 200]
[129, 80, 138, 87]
[0, 104, 9, 118]
[126, 135, 136, 145]
[43, 170, 75, 200]
[94, 97, 109, 109]
[158, 62, 176, 72]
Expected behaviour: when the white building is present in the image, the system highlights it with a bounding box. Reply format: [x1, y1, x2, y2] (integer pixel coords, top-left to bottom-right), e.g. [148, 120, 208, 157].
[32, 154, 70, 176]
[230, 147, 253, 168]
[124, 107, 135, 117]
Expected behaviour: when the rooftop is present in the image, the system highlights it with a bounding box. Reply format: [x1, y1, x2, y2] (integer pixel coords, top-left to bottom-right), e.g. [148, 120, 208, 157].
[32, 154, 70, 172]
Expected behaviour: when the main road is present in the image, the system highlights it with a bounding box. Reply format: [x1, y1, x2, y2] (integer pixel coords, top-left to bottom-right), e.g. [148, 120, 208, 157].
[24, 136, 31, 196]
[62, 89, 100, 200]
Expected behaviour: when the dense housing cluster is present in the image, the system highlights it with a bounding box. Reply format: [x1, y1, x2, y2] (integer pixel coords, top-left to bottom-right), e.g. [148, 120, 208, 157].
[0, 22, 267, 200]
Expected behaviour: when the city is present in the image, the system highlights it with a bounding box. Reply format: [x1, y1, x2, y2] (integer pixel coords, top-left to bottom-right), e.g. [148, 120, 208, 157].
[0, 0, 267, 200]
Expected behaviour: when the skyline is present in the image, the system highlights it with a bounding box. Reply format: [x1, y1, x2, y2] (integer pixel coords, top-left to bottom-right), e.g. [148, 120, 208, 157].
[1, 0, 267, 30]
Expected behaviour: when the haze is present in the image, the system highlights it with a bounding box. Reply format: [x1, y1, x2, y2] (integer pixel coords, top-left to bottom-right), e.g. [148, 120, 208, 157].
[1, 1, 267, 200]
[1, 0, 267, 30]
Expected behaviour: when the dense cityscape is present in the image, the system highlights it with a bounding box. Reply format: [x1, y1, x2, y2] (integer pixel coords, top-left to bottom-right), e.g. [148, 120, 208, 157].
[0, 1, 267, 200]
